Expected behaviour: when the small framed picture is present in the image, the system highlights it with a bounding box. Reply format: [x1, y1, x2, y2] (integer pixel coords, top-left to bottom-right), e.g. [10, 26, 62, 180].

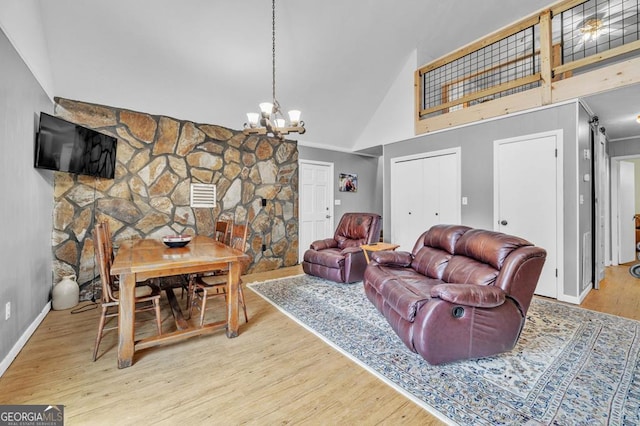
[339, 173, 357, 192]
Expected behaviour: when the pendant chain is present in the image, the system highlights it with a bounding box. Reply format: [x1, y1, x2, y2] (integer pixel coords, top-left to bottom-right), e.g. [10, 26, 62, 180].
[271, 0, 277, 107]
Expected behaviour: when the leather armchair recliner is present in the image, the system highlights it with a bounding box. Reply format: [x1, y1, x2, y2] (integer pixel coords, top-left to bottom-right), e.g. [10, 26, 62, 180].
[363, 224, 546, 365]
[302, 212, 382, 283]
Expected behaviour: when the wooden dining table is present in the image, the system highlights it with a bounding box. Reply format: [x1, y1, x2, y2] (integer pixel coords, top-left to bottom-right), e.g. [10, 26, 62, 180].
[110, 235, 249, 368]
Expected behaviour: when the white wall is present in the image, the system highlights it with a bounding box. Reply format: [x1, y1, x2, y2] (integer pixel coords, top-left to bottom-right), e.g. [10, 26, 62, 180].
[632, 158, 640, 213]
[0, 0, 54, 98]
[610, 139, 640, 215]
[353, 49, 416, 151]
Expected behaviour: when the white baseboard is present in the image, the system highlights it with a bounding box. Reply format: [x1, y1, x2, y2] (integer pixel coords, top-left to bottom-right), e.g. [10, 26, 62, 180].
[578, 283, 594, 303]
[557, 294, 579, 304]
[557, 284, 592, 305]
[0, 302, 51, 377]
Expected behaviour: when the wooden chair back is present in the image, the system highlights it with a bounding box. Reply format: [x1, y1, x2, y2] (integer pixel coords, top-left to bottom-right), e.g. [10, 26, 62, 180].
[103, 221, 115, 262]
[94, 222, 117, 303]
[229, 222, 248, 252]
[214, 220, 231, 245]
[230, 222, 250, 273]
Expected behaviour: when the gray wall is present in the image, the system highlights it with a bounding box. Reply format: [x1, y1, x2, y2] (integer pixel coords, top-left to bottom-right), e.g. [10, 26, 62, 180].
[577, 104, 593, 295]
[298, 146, 383, 220]
[0, 29, 53, 363]
[383, 102, 587, 300]
[609, 137, 640, 157]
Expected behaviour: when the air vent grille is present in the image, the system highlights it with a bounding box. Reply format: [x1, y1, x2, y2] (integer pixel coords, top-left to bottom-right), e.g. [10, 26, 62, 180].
[190, 183, 216, 208]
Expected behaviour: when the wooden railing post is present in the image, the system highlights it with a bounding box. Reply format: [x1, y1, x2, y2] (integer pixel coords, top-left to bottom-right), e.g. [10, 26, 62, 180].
[539, 10, 553, 106]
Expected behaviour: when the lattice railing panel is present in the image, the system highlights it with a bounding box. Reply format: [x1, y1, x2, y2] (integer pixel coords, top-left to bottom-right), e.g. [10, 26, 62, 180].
[420, 24, 540, 118]
[561, 0, 639, 63]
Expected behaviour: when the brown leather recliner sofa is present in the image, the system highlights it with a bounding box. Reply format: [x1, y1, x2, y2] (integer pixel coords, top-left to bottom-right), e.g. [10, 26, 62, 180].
[302, 212, 382, 283]
[363, 224, 546, 365]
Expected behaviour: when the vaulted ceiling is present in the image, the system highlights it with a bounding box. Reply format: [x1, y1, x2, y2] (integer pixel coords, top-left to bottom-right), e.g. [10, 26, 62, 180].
[5, 0, 640, 150]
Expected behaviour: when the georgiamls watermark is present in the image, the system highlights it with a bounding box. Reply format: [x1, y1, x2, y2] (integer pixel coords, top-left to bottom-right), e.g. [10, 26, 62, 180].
[0, 405, 64, 426]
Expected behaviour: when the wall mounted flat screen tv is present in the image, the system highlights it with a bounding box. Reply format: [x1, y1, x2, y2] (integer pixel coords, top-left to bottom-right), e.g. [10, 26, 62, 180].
[34, 112, 117, 179]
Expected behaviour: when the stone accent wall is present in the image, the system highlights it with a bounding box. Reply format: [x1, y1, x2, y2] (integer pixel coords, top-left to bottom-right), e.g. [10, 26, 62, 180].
[52, 98, 298, 299]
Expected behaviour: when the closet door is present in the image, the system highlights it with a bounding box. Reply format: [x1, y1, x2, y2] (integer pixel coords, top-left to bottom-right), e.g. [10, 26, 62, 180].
[428, 152, 460, 226]
[391, 157, 425, 251]
[422, 156, 441, 230]
[391, 150, 460, 252]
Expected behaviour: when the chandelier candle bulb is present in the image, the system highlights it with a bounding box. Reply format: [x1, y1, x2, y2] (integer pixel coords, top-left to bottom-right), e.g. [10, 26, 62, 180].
[275, 118, 285, 128]
[259, 102, 273, 117]
[288, 110, 301, 126]
[247, 113, 259, 128]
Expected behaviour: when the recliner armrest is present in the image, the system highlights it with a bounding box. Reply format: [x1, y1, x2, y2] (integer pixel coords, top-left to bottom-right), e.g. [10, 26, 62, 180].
[370, 250, 413, 267]
[310, 238, 339, 250]
[341, 246, 363, 255]
[430, 283, 506, 308]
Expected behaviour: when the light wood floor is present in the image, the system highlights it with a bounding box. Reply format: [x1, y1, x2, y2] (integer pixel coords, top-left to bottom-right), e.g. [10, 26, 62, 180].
[1, 263, 638, 425]
[581, 262, 640, 321]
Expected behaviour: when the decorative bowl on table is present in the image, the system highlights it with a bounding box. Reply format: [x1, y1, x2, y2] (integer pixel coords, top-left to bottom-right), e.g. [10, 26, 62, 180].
[162, 235, 192, 248]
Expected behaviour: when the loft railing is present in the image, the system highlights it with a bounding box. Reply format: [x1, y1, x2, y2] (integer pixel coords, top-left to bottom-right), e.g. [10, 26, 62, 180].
[553, 0, 640, 75]
[415, 0, 640, 134]
[419, 18, 541, 118]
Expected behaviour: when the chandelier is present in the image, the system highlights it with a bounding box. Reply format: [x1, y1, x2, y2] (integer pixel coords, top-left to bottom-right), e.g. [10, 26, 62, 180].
[243, 0, 305, 140]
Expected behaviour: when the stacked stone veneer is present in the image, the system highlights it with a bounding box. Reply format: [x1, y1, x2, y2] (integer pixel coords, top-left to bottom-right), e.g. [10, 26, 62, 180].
[52, 98, 298, 300]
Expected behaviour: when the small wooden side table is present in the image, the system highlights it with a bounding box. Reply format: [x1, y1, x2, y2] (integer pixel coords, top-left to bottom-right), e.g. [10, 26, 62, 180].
[361, 242, 400, 264]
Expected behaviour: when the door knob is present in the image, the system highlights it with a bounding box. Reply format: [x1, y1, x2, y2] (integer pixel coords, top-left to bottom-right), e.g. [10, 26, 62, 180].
[326, 215, 331, 219]
[500, 220, 508, 226]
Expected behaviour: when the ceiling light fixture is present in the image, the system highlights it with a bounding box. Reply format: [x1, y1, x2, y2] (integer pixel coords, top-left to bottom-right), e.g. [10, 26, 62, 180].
[243, 0, 305, 140]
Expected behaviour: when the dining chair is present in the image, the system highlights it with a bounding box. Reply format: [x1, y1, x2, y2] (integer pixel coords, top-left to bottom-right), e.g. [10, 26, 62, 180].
[214, 219, 231, 245]
[189, 221, 250, 326]
[182, 218, 233, 306]
[92, 221, 163, 361]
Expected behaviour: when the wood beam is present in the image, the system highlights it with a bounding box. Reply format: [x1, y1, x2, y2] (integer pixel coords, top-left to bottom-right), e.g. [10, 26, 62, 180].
[416, 88, 543, 135]
[539, 11, 553, 105]
[552, 56, 640, 102]
[414, 69, 422, 134]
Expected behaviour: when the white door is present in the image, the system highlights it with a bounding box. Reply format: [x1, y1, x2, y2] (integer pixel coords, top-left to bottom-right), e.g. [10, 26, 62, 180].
[619, 160, 636, 264]
[391, 149, 461, 252]
[299, 160, 334, 261]
[391, 157, 425, 251]
[495, 132, 560, 299]
[436, 153, 461, 225]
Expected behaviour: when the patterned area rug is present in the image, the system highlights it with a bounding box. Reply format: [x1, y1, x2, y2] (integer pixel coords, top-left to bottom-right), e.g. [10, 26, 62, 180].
[248, 274, 640, 425]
